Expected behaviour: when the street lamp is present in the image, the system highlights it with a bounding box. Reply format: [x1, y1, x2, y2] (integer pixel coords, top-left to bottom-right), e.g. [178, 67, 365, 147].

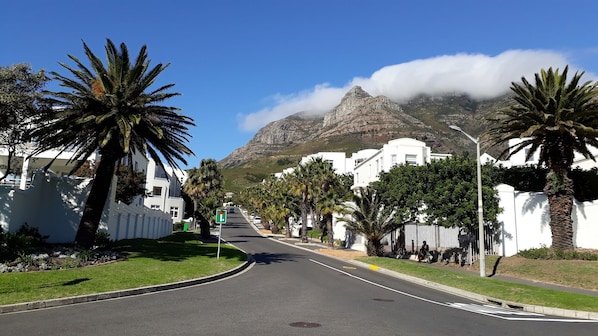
[449, 125, 486, 277]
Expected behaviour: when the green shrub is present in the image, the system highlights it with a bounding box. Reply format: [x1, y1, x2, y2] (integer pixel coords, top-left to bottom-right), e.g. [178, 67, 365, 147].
[0, 223, 48, 262]
[519, 247, 598, 260]
[94, 231, 112, 249]
[173, 222, 184, 232]
[309, 229, 321, 239]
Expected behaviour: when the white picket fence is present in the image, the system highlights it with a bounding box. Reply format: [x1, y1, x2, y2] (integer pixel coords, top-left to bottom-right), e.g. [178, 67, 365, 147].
[0, 171, 172, 244]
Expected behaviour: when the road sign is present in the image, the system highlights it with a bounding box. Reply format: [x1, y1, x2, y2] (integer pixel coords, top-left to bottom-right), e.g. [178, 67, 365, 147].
[216, 209, 227, 224]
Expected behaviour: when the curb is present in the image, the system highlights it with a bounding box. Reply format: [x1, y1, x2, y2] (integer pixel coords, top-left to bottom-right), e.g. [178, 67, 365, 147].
[344, 259, 598, 321]
[248, 219, 598, 320]
[258, 228, 598, 320]
[0, 252, 252, 315]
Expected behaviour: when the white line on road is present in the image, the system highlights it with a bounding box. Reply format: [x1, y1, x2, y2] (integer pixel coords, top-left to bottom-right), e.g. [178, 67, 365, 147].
[309, 259, 598, 323]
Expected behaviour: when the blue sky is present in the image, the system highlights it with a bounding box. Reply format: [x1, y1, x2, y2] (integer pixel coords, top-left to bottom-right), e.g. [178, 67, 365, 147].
[3, 0, 598, 169]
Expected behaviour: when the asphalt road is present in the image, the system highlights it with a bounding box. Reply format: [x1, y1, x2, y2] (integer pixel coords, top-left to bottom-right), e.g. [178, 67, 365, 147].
[1, 211, 597, 335]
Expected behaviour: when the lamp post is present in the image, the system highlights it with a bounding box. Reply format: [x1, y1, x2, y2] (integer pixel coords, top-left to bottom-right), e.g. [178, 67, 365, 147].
[449, 125, 486, 277]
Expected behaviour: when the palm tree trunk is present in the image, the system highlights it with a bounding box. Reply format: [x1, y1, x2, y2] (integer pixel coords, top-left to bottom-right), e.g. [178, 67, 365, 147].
[192, 200, 198, 230]
[74, 156, 117, 249]
[544, 170, 575, 250]
[301, 187, 309, 243]
[326, 213, 334, 248]
[285, 215, 292, 238]
[366, 239, 384, 256]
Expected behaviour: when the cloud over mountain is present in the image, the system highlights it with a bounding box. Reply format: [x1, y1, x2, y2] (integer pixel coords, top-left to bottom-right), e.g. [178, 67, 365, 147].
[239, 50, 575, 131]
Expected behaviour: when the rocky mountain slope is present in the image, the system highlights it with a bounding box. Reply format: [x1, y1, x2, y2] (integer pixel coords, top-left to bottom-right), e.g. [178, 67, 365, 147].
[220, 86, 512, 168]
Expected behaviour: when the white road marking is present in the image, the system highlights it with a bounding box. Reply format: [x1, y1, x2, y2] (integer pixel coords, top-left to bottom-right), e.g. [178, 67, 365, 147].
[309, 259, 598, 323]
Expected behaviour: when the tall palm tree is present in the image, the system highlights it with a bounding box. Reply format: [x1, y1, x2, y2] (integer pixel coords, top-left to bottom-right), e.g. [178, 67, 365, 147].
[30, 39, 195, 249]
[486, 66, 598, 250]
[290, 157, 332, 243]
[342, 188, 401, 256]
[183, 159, 223, 238]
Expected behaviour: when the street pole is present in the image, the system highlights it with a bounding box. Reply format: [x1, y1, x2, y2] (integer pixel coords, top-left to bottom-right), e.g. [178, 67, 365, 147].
[449, 125, 486, 277]
[475, 138, 486, 277]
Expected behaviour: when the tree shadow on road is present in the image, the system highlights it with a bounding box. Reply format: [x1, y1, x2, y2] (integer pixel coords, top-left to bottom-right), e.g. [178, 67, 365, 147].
[250, 252, 304, 265]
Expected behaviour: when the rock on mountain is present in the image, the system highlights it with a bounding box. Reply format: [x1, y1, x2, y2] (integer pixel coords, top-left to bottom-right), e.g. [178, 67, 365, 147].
[219, 86, 511, 168]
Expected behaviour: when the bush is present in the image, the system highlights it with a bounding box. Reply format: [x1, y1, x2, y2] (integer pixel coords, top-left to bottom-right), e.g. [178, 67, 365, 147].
[94, 231, 112, 249]
[173, 222, 184, 232]
[518, 247, 598, 261]
[0, 223, 48, 262]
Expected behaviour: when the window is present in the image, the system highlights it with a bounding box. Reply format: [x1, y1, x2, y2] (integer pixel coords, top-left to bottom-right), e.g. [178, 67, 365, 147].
[150, 204, 160, 210]
[154, 166, 167, 179]
[391, 154, 397, 166]
[170, 206, 179, 218]
[406, 154, 417, 166]
[524, 148, 535, 162]
[152, 186, 162, 196]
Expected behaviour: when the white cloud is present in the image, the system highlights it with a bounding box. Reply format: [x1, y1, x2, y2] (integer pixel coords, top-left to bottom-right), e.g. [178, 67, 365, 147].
[239, 49, 577, 131]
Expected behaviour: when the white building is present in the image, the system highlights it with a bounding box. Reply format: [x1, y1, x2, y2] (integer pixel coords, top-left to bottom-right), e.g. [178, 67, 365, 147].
[0, 143, 186, 224]
[143, 159, 187, 223]
[299, 152, 354, 175]
[0, 145, 100, 190]
[497, 138, 598, 170]
[352, 138, 451, 189]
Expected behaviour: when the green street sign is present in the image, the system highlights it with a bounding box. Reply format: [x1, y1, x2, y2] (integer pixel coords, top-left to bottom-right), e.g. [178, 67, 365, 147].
[215, 209, 227, 224]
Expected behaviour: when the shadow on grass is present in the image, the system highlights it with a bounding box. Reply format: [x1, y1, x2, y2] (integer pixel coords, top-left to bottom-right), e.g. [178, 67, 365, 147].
[113, 232, 246, 263]
[37, 278, 91, 289]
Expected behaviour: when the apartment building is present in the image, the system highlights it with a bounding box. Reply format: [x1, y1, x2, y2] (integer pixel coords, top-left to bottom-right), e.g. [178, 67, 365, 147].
[0, 145, 186, 223]
[352, 138, 451, 189]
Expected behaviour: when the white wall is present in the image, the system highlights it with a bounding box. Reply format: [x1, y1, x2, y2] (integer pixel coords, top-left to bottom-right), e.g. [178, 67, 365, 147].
[0, 171, 172, 243]
[496, 184, 598, 256]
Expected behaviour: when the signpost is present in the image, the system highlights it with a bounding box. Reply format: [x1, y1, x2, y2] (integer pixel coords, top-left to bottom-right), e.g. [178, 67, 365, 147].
[215, 209, 227, 259]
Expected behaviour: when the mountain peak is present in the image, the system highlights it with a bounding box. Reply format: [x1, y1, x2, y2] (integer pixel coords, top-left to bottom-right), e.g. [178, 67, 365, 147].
[342, 85, 371, 101]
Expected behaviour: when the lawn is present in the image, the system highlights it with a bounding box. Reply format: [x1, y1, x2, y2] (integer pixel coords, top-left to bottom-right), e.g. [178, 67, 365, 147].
[0, 232, 246, 306]
[357, 255, 598, 313]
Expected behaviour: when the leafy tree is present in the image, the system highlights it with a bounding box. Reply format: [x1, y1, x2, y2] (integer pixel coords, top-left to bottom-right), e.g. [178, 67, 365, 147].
[342, 188, 402, 256]
[183, 158, 223, 238]
[0, 64, 48, 182]
[486, 66, 598, 250]
[421, 156, 500, 234]
[29, 39, 194, 249]
[114, 164, 147, 205]
[72, 160, 97, 178]
[489, 164, 598, 202]
[373, 164, 426, 226]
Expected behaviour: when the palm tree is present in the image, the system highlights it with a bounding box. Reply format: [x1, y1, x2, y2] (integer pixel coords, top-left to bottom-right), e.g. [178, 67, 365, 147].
[289, 157, 334, 243]
[183, 159, 223, 238]
[342, 188, 401, 256]
[30, 39, 195, 249]
[486, 66, 598, 250]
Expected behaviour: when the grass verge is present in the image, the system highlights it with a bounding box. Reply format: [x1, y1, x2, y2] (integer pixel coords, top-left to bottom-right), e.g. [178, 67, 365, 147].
[357, 256, 598, 313]
[0, 232, 246, 306]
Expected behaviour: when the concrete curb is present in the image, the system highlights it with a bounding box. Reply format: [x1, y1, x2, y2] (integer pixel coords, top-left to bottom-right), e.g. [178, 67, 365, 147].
[0, 251, 252, 315]
[259, 228, 598, 320]
[344, 259, 598, 321]
[248, 220, 598, 320]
